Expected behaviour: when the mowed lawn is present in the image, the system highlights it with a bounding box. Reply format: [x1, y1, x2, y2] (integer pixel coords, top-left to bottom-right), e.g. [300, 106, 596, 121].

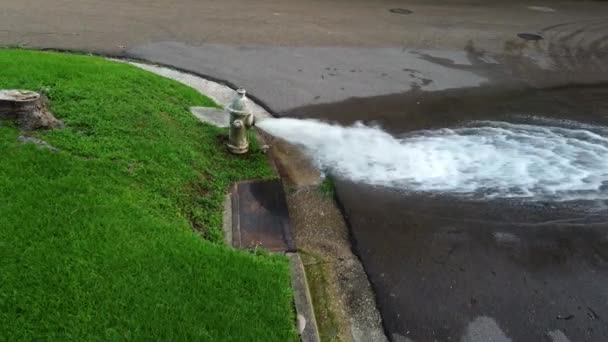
[0, 49, 296, 341]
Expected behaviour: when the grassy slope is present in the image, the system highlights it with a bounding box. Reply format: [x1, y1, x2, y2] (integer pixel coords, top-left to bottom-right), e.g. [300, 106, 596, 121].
[0, 49, 295, 341]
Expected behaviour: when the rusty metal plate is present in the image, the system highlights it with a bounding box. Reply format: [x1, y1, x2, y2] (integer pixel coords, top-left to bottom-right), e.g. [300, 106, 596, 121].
[232, 179, 295, 252]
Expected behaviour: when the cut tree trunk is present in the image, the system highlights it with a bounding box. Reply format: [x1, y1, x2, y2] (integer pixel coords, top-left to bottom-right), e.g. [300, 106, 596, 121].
[0, 90, 63, 130]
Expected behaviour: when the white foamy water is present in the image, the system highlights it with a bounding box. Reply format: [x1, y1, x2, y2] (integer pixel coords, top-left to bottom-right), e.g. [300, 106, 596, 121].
[258, 118, 608, 201]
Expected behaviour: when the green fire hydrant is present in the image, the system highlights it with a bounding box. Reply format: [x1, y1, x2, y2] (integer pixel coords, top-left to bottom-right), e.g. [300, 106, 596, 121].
[227, 88, 255, 154]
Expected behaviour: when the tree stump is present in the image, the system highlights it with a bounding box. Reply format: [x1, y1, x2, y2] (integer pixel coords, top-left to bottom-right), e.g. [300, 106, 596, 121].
[0, 90, 63, 130]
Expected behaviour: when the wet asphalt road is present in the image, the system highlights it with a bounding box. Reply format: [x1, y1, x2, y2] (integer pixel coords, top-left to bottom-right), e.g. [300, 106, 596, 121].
[303, 86, 608, 341]
[336, 185, 608, 341]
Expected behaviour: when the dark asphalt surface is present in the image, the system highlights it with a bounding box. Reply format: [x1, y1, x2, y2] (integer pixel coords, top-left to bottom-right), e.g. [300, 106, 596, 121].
[3, 0, 607, 54]
[318, 86, 608, 341]
[127, 42, 486, 113]
[337, 183, 608, 341]
[2, 0, 608, 341]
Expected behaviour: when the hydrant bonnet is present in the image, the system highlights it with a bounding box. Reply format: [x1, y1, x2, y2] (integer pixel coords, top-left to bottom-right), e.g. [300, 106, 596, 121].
[228, 89, 247, 113]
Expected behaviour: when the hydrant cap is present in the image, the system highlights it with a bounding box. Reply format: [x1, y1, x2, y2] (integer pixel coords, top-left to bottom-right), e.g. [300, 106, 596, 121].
[228, 88, 249, 114]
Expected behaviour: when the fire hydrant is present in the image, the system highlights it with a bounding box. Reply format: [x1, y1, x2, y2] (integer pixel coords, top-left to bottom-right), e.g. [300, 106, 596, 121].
[227, 88, 255, 154]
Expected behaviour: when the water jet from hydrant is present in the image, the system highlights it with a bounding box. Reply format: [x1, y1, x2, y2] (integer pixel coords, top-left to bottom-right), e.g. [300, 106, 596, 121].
[257, 118, 608, 201]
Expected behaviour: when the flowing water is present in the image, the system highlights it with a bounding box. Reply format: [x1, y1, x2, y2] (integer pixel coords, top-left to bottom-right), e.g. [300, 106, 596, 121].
[258, 118, 608, 201]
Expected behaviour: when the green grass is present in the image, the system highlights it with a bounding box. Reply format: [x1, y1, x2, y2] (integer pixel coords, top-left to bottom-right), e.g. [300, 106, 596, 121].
[300, 252, 341, 342]
[0, 49, 296, 341]
[319, 176, 336, 198]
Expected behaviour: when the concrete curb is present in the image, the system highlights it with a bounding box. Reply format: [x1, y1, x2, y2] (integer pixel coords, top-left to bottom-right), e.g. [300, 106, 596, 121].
[222, 193, 233, 247]
[288, 253, 321, 342]
[109, 58, 272, 120]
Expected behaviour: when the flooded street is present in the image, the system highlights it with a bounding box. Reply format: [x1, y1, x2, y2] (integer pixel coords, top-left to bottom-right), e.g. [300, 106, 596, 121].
[287, 84, 608, 341]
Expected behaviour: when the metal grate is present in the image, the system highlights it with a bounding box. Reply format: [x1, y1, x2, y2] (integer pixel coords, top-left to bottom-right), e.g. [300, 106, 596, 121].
[231, 179, 296, 252]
